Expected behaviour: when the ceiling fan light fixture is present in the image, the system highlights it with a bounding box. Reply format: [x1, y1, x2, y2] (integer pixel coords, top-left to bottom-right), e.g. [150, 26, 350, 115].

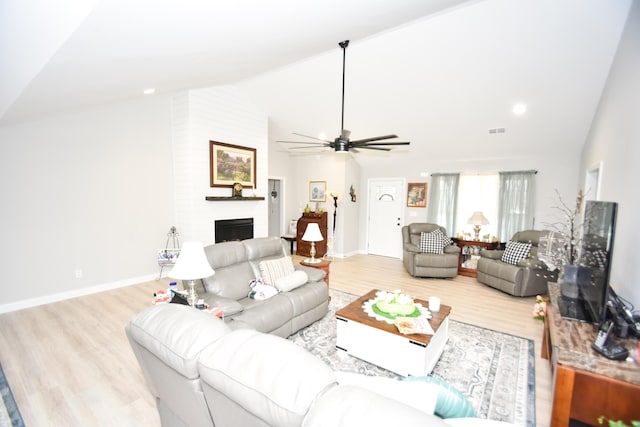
[335, 139, 349, 153]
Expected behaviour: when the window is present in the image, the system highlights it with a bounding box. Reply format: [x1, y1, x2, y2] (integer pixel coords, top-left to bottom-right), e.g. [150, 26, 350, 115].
[455, 174, 499, 239]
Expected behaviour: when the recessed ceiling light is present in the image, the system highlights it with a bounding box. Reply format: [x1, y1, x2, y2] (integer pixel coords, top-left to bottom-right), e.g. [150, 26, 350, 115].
[513, 103, 527, 115]
[143, 88, 156, 95]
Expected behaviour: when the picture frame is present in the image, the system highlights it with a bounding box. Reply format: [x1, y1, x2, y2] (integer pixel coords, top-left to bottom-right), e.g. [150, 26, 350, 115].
[407, 182, 428, 208]
[209, 141, 256, 188]
[309, 181, 326, 202]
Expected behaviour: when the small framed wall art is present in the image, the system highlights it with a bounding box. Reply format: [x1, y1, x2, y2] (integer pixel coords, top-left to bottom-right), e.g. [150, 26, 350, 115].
[309, 181, 326, 202]
[407, 182, 427, 208]
[210, 141, 256, 188]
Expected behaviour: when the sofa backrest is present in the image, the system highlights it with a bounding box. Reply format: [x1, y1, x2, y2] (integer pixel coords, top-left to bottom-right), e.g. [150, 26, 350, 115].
[202, 241, 254, 300]
[405, 223, 449, 246]
[511, 230, 542, 258]
[243, 237, 288, 278]
[126, 304, 231, 427]
[198, 329, 337, 427]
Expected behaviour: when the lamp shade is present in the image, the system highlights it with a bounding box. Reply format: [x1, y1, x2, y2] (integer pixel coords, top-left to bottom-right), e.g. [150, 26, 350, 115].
[467, 211, 489, 225]
[301, 223, 324, 242]
[169, 241, 215, 280]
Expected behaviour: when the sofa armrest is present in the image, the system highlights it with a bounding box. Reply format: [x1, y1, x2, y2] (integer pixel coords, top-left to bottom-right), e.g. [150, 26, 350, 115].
[295, 264, 326, 282]
[444, 245, 461, 254]
[517, 258, 545, 269]
[202, 295, 244, 316]
[479, 249, 503, 260]
[404, 242, 421, 253]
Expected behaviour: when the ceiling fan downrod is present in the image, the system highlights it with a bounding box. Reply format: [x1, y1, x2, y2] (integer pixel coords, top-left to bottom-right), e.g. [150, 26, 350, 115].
[339, 40, 349, 136]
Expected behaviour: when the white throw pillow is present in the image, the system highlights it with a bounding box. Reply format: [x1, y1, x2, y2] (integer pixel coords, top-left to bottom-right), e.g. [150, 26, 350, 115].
[259, 256, 295, 285]
[274, 270, 309, 292]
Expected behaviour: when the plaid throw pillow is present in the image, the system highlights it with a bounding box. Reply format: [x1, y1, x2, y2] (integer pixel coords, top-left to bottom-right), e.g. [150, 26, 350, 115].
[501, 240, 532, 265]
[420, 231, 445, 254]
[433, 228, 453, 247]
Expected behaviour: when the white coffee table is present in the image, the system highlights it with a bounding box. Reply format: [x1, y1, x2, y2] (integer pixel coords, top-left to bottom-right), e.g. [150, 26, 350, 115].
[336, 289, 450, 377]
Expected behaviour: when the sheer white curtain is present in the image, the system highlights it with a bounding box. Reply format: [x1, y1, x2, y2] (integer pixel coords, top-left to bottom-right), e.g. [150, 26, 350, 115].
[455, 174, 499, 238]
[427, 173, 459, 236]
[497, 171, 536, 241]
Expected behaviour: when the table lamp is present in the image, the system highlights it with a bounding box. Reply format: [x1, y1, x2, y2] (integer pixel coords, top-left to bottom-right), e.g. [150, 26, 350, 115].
[169, 241, 214, 306]
[302, 223, 324, 264]
[467, 211, 489, 241]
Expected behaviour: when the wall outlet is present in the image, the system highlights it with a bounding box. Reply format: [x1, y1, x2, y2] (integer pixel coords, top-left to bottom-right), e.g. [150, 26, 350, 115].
[74, 269, 83, 279]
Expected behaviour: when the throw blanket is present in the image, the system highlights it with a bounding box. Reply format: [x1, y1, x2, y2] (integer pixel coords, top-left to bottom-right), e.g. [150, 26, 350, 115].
[537, 230, 565, 271]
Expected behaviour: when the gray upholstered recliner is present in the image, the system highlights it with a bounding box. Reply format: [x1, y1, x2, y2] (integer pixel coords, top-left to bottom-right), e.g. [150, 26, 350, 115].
[402, 223, 460, 278]
[476, 230, 558, 297]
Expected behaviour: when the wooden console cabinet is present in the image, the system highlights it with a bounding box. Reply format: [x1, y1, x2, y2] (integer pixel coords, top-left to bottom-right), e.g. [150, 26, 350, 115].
[542, 283, 640, 426]
[450, 238, 503, 278]
[296, 212, 328, 258]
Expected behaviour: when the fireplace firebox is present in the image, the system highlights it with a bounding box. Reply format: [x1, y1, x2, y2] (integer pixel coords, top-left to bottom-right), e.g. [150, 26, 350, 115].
[215, 218, 254, 243]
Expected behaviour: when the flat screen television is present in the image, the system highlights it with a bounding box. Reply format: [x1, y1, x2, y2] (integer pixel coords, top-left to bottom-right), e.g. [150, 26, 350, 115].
[557, 200, 617, 325]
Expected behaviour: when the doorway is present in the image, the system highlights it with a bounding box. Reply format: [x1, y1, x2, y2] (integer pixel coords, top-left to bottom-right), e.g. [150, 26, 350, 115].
[367, 178, 405, 258]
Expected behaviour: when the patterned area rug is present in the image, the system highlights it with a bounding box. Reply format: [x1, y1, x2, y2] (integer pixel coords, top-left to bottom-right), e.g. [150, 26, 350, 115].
[288, 289, 535, 427]
[0, 363, 24, 427]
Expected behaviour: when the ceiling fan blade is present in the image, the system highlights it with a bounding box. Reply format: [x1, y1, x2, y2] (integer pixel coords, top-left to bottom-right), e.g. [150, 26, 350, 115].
[354, 141, 411, 147]
[350, 134, 398, 144]
[288, 145, 330, 150]
[277, 140, 327, 145]
[358, 146, 391, 151]
[292, 132, 332, 143]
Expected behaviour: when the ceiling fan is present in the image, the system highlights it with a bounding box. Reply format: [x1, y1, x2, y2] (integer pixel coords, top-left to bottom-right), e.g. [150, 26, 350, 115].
[278, 40, 410, 153]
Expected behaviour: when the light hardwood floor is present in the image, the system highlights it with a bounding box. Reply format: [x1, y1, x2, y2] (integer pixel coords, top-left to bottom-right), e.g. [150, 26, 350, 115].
[0, 254, 552, 426]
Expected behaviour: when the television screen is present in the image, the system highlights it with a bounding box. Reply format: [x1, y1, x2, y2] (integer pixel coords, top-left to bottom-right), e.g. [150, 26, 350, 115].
[557, 200, 617, 324]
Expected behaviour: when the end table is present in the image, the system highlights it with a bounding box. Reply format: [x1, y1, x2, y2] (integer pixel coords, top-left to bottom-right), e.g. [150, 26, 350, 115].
[300, 259, 331, 285]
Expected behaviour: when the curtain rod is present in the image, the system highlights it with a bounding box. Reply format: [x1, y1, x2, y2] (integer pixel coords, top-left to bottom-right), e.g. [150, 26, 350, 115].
[499, 170, 538, 175]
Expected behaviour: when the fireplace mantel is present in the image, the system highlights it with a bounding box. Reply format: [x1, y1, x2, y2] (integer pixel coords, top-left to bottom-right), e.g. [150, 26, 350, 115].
[205, 196, 265, 201]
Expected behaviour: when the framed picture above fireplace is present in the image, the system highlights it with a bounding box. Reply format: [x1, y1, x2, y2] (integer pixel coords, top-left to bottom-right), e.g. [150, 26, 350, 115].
[209, 141, 256, 188]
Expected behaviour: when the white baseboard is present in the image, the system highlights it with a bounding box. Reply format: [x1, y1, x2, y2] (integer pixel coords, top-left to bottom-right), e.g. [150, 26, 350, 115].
[0, 273, 159, 314]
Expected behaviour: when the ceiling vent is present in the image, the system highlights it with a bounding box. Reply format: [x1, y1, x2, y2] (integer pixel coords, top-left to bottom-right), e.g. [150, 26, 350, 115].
[488, 127, 506, 134]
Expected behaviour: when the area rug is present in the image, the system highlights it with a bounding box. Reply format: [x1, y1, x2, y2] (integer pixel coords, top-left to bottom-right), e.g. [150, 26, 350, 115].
[0, 363, 24, 427]
[288, 289, 535, 427]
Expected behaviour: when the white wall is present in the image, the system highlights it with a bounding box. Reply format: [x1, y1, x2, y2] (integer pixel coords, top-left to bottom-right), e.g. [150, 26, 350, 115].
[580, 1, 640, 309]
[355, 151, 580, 252]
[0, 95, 175, 310]
[171, 86, 269, 244]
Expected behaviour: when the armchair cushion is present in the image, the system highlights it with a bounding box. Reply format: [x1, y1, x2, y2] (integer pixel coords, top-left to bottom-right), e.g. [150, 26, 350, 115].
[501, 241, 531, 265]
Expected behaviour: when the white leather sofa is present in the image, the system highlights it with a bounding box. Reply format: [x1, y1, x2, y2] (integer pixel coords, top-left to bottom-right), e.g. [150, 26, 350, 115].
[126, 304, 517, 427]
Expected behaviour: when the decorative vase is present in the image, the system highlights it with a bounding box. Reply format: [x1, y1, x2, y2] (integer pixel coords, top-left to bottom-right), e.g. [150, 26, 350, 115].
[304, 204, 310, 214]
[559, 264, 579, 299]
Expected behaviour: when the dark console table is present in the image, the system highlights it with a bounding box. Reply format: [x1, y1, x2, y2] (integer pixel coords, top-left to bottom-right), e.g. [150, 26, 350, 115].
[542, 282, 640, 426]
[450, 238, 502, 278]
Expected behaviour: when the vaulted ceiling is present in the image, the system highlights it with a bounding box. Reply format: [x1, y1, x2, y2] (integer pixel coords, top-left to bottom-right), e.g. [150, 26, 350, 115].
[0, 0, 473, 125]
[1, 0, 633, 167]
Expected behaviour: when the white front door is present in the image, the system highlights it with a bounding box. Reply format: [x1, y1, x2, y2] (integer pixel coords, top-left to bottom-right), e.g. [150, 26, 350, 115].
[367, 179, 405, 258]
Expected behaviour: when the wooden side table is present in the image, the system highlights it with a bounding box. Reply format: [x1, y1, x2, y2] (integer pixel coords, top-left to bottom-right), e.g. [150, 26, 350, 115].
[281, 235, 296, 254]
[451, 238, 503, 278]
[300, 259, 331, 285]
